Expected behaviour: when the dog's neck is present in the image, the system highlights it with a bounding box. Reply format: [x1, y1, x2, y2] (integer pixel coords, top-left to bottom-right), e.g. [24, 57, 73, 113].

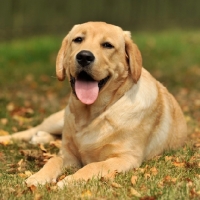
[69, 74, 134, 129]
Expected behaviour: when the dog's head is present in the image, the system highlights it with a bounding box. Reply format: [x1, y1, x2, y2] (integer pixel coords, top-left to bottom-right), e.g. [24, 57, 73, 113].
[56, 22, 142, 105]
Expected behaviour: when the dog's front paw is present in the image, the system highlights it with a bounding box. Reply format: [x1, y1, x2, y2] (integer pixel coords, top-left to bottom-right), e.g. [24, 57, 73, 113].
[30, 131, 55, 144]
[26, 173, 57, 187]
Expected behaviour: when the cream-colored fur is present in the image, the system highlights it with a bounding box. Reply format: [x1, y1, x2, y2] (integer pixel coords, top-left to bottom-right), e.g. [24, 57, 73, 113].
[0, 22, 187, 188]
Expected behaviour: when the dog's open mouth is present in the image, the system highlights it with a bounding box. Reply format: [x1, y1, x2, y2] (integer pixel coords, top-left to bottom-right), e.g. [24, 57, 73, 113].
[70, 71, 110, 105]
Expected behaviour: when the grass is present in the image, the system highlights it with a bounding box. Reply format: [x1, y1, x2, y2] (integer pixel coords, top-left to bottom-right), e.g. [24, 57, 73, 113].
[0, 30, 200, 199]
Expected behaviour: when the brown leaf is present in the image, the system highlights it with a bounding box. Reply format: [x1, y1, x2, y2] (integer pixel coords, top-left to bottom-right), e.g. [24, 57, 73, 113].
[6, 103, 15, 112]
[144, 173, 151, 179]
[130, 187, 141, 197]
[131, 175, 138, 185]
[0, 118, 8, 125]
[173, 161, 185, 167]
[34, 193, 42, 200]
[25, 170, 33, 177]
[196, 174, 200, 178]
[0, 152, 5, 161]
[0, 140, 13, 146]
[17, 159, 24, 171]
[81, 190, 92, 198]
[18, 170, 32, 178]
[0, 130, 9, 136]
[39, 144, 47, 153]
[28, 185, 37, 193]
[150, 167, 158, 175]
[18, 173, 28, 178]
[111, 182, 122, 188]
[50, 140, 62, 148]
[138, 168, 145, 173]
[194, 143, 200, 148]
[140, 196, 157, 200]
[165, 156, 173, 162]
[17, 159, 24, 166]
[158, 181, 164, 188]
[190, 188, 199, 198]
[163, 176, 177, 183]
[13, 115, 32, 126]
[43, 152, 56, 159]
[57, 174, 66, 182]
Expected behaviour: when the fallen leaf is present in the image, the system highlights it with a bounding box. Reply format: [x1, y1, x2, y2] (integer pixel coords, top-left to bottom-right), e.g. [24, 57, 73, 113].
[144, 173, 151, 179]
[18, 173, 28, 178]
[0, 140, 12, 146]
[18, 159, 24, 166]
[0, 118, 8, 125]
[194, 143, 200, 148]
[57, 174, 66, 182]
[150, 167, 158, 175]
[165, 156, 173, 162]
[130, 187, 141, 197]
[173, 161, 185, 167]
[81, 190, 92, 198]
[13, 115, 32, 125]
[140, 184, 148, 191]
[43, 152, 56, 159]
[25, 170, 33, 176]
[39, 144, 47, 153]
[17, 159, 24, 171]
[131, 175, 138, 185]
[138, 168, 145, 173]
[187, 181, 193, 187]
[0, 130, 9, 136]
[140, 196, 157, 200]
[6, 103, 15, 112]
[158, 181, 164, 188]
[0, 152, 5, 161]
[190, 188, 199, 198]
[111, 182, 122, 188]
[29, 185, 37, 193]
[50, 140, 62, 148]
[163, 176, 177, 183]
[18, 170, 32, 178]
[34, 193, 42, 200]
[8, 187, 16, 193]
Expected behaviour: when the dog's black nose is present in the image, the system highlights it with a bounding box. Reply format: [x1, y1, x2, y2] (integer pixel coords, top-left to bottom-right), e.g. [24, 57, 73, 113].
[76, 50, 95, 67]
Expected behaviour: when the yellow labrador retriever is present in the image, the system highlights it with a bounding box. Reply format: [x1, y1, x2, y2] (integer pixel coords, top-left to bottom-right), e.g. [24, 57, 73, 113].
[0, 22, 187, 188]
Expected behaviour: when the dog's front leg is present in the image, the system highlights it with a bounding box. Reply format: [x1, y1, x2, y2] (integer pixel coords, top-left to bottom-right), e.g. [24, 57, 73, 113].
[25, 156, 64, 186]
[57, 156, 140, 188]
[0, 109, 64, 144]
[25, 147, 82, 187]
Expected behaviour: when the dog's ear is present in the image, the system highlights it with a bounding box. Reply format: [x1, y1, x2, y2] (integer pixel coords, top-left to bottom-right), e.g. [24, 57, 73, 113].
[56, 35, 68, 81]
[124, 31, 142, 83]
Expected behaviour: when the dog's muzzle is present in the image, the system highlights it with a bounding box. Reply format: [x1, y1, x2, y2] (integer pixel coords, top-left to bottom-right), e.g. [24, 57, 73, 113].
[70, 50, 110, 105]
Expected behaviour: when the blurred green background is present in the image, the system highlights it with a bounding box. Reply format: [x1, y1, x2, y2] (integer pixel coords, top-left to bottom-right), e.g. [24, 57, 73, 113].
[1, 0, 200, 39]
[0, 0, 199, 136]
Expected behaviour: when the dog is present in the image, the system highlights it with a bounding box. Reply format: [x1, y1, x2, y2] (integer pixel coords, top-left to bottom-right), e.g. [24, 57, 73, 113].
[0, 22, 187, 188]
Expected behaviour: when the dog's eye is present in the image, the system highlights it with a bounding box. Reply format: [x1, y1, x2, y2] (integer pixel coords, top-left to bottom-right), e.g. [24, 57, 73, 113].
[102, 42, 114, 49]
[73, 37, 83, 43]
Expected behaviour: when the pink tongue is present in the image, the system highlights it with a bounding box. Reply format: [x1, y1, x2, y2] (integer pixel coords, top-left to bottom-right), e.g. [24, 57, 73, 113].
[75, 80, 99, 105]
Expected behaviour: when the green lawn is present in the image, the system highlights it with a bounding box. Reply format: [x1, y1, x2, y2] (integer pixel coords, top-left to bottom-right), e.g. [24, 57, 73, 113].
[0, 31, 200, 199]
